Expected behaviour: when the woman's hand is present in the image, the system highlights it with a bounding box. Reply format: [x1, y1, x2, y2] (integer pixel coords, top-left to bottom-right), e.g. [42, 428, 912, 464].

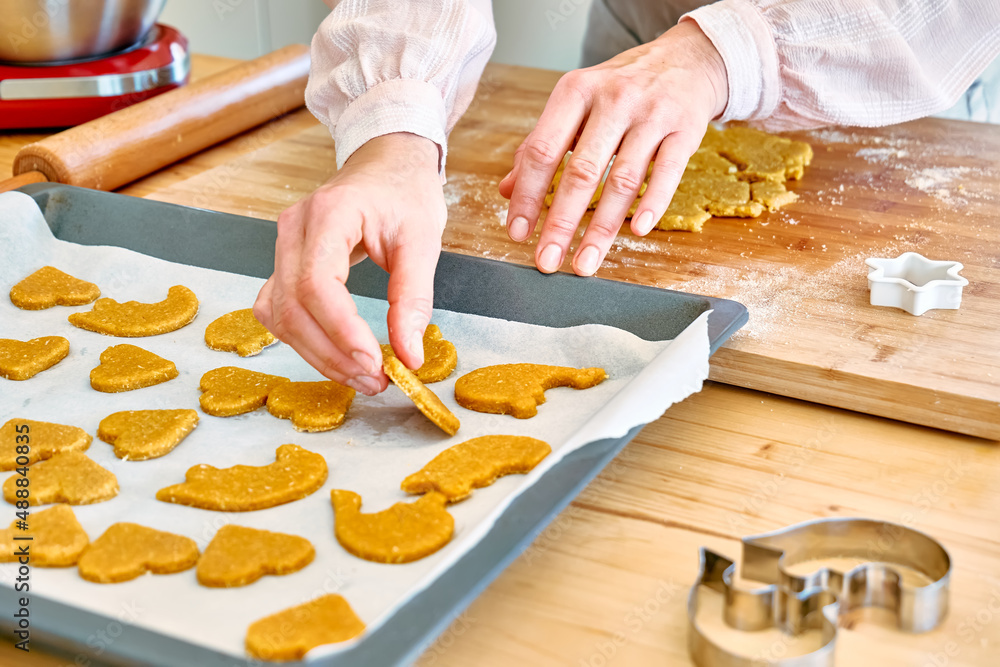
[254, 132, 445, 396]
[498, 21, 728, 276]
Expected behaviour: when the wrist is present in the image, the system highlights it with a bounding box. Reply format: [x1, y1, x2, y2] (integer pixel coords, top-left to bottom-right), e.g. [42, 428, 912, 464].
[668, 20, 729, 120]
[349, 132, 441, 172]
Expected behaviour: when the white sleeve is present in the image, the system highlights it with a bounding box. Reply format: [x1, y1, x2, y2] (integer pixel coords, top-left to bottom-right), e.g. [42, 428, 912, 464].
[306, 0, 497, 174]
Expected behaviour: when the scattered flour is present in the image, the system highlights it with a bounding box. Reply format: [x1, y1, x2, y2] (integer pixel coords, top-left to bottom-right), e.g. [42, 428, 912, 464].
[671, 244, 905, 342]
[804, 127, 994, 207]
[856, 147, 910, 163]
[904, 167, 972, 203]
[611, 235, 663, 254]
[443, 173, 508, 216]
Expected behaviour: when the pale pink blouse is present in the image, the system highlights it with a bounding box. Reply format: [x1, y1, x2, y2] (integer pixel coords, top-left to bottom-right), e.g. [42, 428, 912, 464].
[306, 0, 1000, 174]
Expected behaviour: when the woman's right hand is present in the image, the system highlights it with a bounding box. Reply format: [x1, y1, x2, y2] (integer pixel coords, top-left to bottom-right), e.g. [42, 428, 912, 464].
[253, 132, 446, 396]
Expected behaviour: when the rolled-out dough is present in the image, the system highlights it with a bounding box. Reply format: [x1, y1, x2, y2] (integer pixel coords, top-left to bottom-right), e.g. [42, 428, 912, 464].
[546, 125, 813, 232]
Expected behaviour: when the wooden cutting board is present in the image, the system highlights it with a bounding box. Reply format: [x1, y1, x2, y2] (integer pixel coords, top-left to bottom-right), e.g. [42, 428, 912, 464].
[145, 63, 1000, 440]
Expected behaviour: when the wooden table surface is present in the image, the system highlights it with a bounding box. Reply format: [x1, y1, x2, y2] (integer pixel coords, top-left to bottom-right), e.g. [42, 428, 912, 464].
[2, 55, 998, 667]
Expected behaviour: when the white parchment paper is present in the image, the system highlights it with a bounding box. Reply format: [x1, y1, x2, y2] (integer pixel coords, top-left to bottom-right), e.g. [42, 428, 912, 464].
[0, 191, 710, 662]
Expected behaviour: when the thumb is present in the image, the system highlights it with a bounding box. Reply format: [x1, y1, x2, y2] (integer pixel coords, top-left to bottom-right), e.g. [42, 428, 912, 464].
[385, 234, 441, 370]
[498, 141, 526, 199]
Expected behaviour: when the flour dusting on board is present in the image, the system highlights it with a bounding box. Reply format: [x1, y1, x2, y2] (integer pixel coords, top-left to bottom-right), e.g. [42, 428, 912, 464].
[904, 167, 972, 204]
[671, 244, 906, 342]
[444, 173, 517, 259]
[612, 235, 663, 254]
[804, 127, 997, 207]
[856, 147, 910, 163]
[444, 173, 507, 219]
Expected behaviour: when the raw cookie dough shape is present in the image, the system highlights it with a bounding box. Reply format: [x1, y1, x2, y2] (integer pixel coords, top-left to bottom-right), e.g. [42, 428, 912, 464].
[156, 444, 328, 511]
[245, 593, 366, 661]
[199, 366, 290, 417]
[546, 125, 812, 232]
[0, 418, 92, 471]
[97, 409, 199, 461]
[204, 308, 277, 357]
[380, 324, 458, 383]
[701, 125, 813, 182]
[90, 344, 178, 393]
[266, 381, 355, 432]
[0, 336, 69, 381]
[3, 450, 118, 506]
[197, 525, 315, 588]
[401, 435, 552, 502]
[0, 504, 89, 567]
[383, 356, 461, 436]
[10, 266, 100, 310]
[454, 363, 607, 419]
[68, 285, 199, 337]
[331, 489, 454, 564]
[77, 522, 199, 583]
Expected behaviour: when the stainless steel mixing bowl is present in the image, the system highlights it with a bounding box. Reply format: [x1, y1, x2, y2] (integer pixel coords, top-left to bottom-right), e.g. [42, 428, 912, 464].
[0, 0, 168, 63]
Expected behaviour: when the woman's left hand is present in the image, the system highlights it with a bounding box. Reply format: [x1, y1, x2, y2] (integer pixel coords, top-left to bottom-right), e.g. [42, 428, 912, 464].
[498, 20, 728, 276]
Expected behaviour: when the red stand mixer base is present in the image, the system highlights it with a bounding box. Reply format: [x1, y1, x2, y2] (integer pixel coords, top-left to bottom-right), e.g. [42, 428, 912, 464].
[0, 25, 189, 130]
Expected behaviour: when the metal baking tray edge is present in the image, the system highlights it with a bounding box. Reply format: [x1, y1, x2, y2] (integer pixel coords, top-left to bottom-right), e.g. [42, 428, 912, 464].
[0, 183, 747, 666]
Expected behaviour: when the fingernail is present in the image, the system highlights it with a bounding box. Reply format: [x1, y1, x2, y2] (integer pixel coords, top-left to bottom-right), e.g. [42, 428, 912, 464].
[538, 243, 563, 273]
[576, 246, 600, 276]
[346, 375, 380, 396]
[351, 350, 378, 376]
[633, 210, 656, 236]
[509, 215, 529, 240]
[409, 330, 425, 364]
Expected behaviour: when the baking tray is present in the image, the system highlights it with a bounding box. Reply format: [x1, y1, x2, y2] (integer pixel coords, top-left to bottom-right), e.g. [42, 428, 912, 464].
[3, 183, 747, 666]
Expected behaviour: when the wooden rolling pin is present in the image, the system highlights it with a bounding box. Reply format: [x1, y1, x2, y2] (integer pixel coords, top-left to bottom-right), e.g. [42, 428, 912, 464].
[3, 44, 310, 193]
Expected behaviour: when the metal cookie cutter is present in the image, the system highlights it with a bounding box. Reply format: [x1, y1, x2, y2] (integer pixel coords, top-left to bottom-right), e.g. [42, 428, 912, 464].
[687, 518, 951, 666]
[866, 252, 968, 316]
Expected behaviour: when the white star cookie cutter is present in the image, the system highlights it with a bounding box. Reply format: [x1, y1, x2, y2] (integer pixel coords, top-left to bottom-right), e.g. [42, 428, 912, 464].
[865, 252, 968, 316]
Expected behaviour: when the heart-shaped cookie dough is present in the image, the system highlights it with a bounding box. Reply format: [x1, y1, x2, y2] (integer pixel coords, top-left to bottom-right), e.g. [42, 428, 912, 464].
[0, 419, 92, 471]
[246, 594, 366, 661]
[455, 363, 607, 418]
[197, 525, 314, 587]
[199, 366, 290, 417]
[97, 409, 198, 461]
[204, 308, 278, 357]
[77, 522, 199, 583]
[401, 435, 551, 501]
[380, 324, 457, 383]
[331, 489, 453, 564]
[3, 450, 118, 506]
[90, 344, 178, 392]
[0, 504, 89, 567]
[266, 381, 355, 432]
[383, 356, 460, 436]
[68, 285, 199, 337]
[156, 444, 327, 511]
[9, 266, 101, 310]
[0, 336, 69, 381]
